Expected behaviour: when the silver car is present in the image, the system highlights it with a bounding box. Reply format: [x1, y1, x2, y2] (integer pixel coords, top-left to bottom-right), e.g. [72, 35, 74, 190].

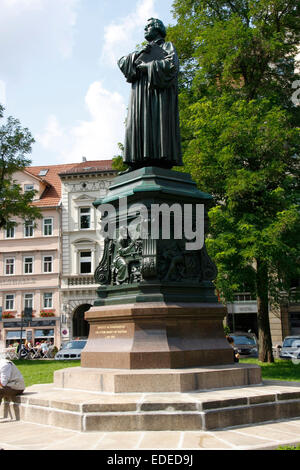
[55, 340, 87, 360]
[279, 336, 300, 360]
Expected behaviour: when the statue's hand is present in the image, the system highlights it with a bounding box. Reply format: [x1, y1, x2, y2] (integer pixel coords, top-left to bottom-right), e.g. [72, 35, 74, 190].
[140, 43, 151, 54]
[136, 61, 148, 73]
[134, 43, 151, 65]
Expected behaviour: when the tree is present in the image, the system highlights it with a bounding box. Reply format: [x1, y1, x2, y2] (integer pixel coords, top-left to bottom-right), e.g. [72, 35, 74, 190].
[168, 0, 300, 362]
[112, 143, 128, 172]
[0, 106, 41, 229]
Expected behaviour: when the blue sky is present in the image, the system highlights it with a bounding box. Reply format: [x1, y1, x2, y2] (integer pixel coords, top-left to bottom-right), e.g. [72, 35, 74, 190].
[0, 0, 175, 166]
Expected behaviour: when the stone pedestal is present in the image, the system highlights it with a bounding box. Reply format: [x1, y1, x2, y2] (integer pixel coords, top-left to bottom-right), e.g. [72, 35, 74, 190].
[81, 302, 234, 369]
[93, 167, 218, 306]
[54, 363, 261, 393]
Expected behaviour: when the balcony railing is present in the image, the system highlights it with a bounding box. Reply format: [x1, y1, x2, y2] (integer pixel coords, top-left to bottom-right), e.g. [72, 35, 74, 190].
[67, 275, 96, 286]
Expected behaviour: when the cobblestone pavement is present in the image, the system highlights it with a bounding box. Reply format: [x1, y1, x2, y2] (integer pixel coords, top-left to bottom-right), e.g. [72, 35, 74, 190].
[0, 417, 300, 450]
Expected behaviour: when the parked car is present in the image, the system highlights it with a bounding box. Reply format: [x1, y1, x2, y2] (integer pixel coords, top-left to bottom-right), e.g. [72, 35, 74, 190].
[55, 340, 87, 360]
[279, 336, 300, 360]
[230, 333, 258, 357]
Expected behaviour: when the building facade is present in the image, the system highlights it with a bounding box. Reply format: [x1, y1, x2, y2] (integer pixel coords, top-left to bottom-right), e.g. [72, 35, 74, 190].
[0, 166, 65, 348]
[226, 289, 300, 345]
[58, 161, 116, 344]
[0, 160, 116, 349]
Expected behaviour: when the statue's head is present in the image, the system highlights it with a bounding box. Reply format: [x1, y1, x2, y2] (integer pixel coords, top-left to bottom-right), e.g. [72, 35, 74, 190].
[144, 18, 166, 42]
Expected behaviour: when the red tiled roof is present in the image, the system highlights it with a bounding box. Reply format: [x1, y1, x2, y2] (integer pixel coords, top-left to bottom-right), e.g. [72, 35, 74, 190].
[59, 160, 114, 175]
[25, 160, 113, 207]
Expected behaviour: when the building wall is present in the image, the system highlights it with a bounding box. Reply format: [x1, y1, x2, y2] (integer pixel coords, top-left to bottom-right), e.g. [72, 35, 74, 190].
[59, 171, 115, 343]
[13, 170, 47, 200]
[269, 305, 283, 345]
[0, 172, 61, 347]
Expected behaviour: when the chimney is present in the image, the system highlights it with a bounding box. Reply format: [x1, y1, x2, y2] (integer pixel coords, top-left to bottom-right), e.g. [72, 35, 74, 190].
[82, 156, 87, 162]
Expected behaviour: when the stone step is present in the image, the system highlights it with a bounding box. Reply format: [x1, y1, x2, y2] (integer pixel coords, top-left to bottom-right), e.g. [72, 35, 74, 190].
[5, 382, 300, 433]
[53, 364, 262, 393]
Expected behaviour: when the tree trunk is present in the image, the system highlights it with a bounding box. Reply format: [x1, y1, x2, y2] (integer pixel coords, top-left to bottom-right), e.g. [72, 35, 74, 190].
[256, 258, 274, 362]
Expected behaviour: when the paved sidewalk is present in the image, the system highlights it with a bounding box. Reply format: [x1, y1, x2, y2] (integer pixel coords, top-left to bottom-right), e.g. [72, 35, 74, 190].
[0, 417, 300, 450]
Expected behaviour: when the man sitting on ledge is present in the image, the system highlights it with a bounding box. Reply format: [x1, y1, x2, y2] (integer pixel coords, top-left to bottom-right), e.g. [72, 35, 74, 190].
[0, 357, 25, 404]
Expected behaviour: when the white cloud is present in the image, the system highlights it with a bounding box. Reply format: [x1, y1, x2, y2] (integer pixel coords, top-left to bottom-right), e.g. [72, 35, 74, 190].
[101, 0, 158, 67]
[0, 0, 79, 78]
[36, 114, 63, 149]
[65, 81, 126, 161]
[36, 81, 126, 163]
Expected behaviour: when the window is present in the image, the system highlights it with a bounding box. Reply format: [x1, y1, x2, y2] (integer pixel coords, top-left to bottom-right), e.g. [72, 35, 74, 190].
[24, 220, 34, 237]
[39, 169, 48, 176]
[5, 294, 14, 310]
[5, 224, 15, 239]
[24, 256, 34, 274]
[79, 251, 92, 274]
[43, 256, 53, 273]
[5, 258, 15, 275]
[6, 330, 26, 341]
[80, 208, 91, 229]
[43, 218, 53, 236]
[34, 329, 54, 339]
[43, 293, 53, 309]
[24, 293, 33, 309]
[24, 184, 34, 192]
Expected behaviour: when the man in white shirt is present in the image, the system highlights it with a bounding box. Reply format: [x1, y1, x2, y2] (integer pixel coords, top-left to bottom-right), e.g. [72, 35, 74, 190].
[0, 358, 25, 403]
[41, 341, 49, 357]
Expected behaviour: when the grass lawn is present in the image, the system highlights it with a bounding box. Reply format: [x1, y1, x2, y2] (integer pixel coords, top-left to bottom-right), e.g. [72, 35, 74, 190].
[240, 358, 300, 382]
[13, 360, 80, 388]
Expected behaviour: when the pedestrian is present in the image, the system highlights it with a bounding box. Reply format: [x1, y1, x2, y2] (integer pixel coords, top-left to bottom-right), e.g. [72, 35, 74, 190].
[0, 356, 25, 404]
[226, 335, 240, 363]
[41, 341, 49, 357]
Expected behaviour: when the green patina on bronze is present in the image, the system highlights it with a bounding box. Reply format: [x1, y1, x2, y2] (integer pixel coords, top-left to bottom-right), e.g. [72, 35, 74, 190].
[92, 19, 218, 306]
[93, 167, 217, 305]
[118, 18, 182, 170]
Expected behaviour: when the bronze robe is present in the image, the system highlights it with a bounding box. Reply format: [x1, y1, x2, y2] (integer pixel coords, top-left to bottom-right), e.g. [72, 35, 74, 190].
[118, 39, 182, 168]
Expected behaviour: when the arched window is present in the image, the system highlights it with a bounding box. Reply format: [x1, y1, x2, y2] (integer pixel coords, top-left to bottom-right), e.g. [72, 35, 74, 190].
[72, 304, 91, 338]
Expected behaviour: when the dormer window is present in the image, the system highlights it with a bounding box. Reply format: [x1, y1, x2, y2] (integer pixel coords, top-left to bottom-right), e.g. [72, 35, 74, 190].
[24, 184, 34, 192]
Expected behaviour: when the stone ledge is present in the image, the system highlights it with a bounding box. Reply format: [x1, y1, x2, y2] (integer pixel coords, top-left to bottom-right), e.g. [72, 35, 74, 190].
[54, 363, 262, 393]
[6, 381, 300, 432]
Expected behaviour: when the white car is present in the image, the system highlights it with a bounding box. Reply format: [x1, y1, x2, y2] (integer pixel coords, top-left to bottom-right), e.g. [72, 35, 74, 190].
[55, 340, 87, 360]
[279, 336, 300, 360]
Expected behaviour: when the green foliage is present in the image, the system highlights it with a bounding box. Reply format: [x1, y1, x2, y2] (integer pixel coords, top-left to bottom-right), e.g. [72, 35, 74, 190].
[112, 142, 128, 172]
[112, 155, 128, 172]
[169, 1, 300, 105]
[224, 324, 231, 335]
[0, 108, 41, 228]
[168, 0, 300, 361]
[277, 445, 300, 450]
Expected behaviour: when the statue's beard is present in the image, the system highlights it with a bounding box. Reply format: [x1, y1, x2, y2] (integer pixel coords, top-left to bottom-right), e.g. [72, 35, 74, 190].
[144, 31, 157, 42]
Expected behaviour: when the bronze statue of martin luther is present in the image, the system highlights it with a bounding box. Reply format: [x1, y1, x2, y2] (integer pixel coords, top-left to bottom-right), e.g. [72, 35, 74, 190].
[118, 18, 182, 171]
